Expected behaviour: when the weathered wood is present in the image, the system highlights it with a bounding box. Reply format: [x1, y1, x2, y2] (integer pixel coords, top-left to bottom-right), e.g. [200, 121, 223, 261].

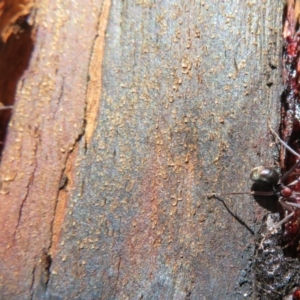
[0, 0, 106, 297]
[0, 0, 283, 299]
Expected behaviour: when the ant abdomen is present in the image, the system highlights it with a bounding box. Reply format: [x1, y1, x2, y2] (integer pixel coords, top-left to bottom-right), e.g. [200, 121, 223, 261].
[250, 166, 280, 186]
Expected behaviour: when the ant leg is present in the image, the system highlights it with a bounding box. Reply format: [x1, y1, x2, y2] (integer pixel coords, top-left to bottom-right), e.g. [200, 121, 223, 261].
[0, 106, 13, 111]
[285, 175, 300, 192]
[280, 160, 300, 183]
[270, 211, 294, 231]
[269, 125, 300, 159]
[268, 199, 296, 232]
[285, 201, 300, 209]
[267, 198, 296, 232]
[269, 125, 300, 183]
[287, 179, 300, 186]
[278, 198, 295, 212]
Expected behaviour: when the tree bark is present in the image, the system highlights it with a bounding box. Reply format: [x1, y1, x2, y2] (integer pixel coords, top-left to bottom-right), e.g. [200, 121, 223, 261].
[0, 0, 284, 299]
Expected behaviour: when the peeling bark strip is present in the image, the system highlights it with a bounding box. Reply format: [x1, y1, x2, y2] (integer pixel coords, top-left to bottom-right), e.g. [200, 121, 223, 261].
[85, 0, 111, 146]
[49, 144, 78, 256]
[0, 0, 108, 298]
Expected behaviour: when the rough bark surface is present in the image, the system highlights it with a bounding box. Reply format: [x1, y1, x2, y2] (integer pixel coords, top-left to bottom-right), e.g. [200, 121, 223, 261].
[0, 0, 283, 299]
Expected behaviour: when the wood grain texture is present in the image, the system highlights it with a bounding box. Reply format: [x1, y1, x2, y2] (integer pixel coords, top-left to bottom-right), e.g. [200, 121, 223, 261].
[0, 0, 105, 298]
[0, 0, 283, 299]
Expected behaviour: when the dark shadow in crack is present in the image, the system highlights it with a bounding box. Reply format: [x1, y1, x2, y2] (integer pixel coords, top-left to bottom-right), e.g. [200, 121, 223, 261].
[0, 17, 34, 157]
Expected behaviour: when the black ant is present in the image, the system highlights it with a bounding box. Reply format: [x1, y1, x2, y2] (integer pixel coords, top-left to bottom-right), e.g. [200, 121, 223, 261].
[208, 125, 300, 249]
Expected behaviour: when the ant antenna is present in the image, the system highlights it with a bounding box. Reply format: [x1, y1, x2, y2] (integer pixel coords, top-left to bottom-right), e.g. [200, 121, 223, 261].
[206, 190, 277, 198]
[205, 191, 252, 197]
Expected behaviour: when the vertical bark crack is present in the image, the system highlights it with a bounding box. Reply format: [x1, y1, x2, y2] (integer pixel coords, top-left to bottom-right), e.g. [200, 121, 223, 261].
[14, 140, 38, 241]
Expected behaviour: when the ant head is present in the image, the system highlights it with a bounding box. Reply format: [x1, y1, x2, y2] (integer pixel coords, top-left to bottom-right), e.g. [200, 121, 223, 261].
[250, 166, 280, 186]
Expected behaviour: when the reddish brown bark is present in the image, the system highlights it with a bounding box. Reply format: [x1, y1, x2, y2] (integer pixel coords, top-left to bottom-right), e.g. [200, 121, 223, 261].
[0, 0, 285, 299]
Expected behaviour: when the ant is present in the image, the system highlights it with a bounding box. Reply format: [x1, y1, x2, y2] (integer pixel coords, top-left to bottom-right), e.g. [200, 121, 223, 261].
[208, 125, 300, 250]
